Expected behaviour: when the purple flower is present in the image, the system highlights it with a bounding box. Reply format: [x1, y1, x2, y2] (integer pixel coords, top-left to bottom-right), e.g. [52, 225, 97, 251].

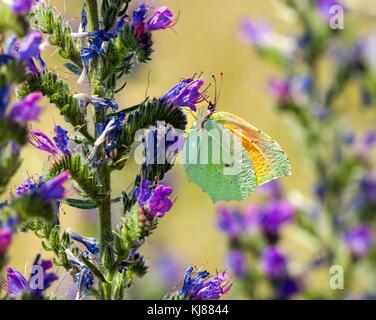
[38, 171, 70, 202]
[148, 184, 173, 217]
[18, 31, 43, 61]
[5, 255, 58, 298]
[260, 246, 287, 279]
[16, 177, 38, 196]
[268, 78, 292, 105]
[0, 227, 12, 255]
[153, 251, 184, 287]
[4, 268, 29, 296]
[30, 129, 59, 155]
[277, 277, 302, 300]
[53, 125, 70, 155]
[66, 228, 99, 255]
[132, 3, 148, 37]
[226, 250, 248, 278]
[316, 0, 343, 22]
[257, 180, 282, 200]
[352, 131, 376, 162]
[136, 180, 174, 218]
[239, 18, 296, 55]
[145, 6, 178, 32]
[162, 78, 206, 111]
[217, 206, 245, 238]
[8, 92, 42, 124]
[259, 200, 295, 240]
[135, 180, 153, 206]
[178, 266, 232, 300]
[360, 175, 376, 203]
[343, 225, 373, 258]
[10, 0, 37, 14]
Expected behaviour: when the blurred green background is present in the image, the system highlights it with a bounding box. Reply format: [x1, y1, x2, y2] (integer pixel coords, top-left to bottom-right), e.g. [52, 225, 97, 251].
[2, 0, 376, 298]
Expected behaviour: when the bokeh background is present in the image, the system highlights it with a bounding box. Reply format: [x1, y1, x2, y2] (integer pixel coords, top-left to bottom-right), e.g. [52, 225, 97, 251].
[2, 0, 376, 298]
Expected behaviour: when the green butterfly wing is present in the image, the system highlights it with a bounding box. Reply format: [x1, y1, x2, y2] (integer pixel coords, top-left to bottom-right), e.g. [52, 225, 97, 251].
[183, 120, 257, 202]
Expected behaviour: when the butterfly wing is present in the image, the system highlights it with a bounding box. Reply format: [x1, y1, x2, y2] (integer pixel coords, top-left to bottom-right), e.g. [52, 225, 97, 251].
[211, 111, 291, 186]
[183, 119, 257, 202]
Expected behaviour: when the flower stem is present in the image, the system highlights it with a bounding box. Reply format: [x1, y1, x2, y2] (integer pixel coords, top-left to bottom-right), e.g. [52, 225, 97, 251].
[86, 0, 113, 299]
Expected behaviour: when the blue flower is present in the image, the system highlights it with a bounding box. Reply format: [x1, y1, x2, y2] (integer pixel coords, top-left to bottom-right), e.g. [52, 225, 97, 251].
[178, 266, 232, 300]
[38, 171, 70, 202]
[53, 125, 70, 155]
[66, 228, 100, 255]
[277, 277, 302, 300]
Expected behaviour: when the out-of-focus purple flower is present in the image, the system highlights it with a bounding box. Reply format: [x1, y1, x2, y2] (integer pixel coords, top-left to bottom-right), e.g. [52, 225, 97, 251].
[30, 129, 59, 155]
[239, 18, 296, 55]
[29, 255, 58, 297]
[66, 228, 99, 255]
[359, 175, 376, 203]
[178, 266, 232, 300]
[153, 251, 184, 287]
[16, 177, 38, 196]
[8, 92, 42, 124]
[260, 246, 287, 279]
[257, 180, 282, 200]
[38, 171, 69, 202]
[243, 204, 261, 232]
[343, 225, 373, 258]
[18, 31, 43, 61]
[10, 0, 37, 14]
[226, 250, 248, 278]
[259, 200, 295, 241]
[4, 267, 29, 296]
[277, 277, 302, 300]
[5, 255, 58, 298]
[53, 125, 70, 155]
[316, 0, 343, 22]
[217, 206, 245, 238]
[136, 180, 174, 218]
[145, 6, 178, 32]
[352, 131, 376, 162]
[162, 78, 206, 111]
[0, 227, 12, 255]
[268, 78, 292, 105]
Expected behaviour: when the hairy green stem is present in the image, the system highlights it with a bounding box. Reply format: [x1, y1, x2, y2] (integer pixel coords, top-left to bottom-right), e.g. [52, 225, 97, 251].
[86, 0, 113, 299]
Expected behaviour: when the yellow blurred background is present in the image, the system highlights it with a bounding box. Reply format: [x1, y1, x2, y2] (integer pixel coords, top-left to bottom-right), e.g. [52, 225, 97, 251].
[2, 0, 376, 298]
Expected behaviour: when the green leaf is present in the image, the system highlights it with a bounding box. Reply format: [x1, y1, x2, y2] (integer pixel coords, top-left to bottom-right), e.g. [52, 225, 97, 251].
[81, 255, 109, 284]
[31, 4, 81, 65]
[61, 198, 98, 209]
[17, 71, 93, 142]
[12, 195, 56, 223]
[48, 154, 100, 199]
[64, 63, 83, 75]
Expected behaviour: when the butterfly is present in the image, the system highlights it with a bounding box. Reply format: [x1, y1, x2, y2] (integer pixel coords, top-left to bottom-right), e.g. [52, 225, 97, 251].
[182, 80, 291, 202]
